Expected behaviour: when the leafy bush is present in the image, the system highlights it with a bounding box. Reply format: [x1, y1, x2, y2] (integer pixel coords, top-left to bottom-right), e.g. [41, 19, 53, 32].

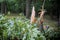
[0, 14, 46, 40]
[43, 26, 60, 40]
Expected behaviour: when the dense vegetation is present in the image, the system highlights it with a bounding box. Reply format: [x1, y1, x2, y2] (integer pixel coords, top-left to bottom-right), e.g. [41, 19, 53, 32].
[0, 0, 58, 17]
[0, 14, 60, 40]
[0, 0, 60, 40]
[0, 14, 45, 40]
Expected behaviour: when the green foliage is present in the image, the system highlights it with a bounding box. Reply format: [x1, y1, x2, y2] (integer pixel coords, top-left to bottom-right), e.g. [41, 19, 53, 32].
[0, 0, 53, 13]
[0, 14, 46, 40]
[43, 26, 60, 40]
[0, 14, 59, 40]
[0, 0, 4, 2]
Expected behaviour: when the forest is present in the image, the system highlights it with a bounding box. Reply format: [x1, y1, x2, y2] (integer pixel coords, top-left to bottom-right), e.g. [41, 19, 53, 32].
[0, 0, 60, 40]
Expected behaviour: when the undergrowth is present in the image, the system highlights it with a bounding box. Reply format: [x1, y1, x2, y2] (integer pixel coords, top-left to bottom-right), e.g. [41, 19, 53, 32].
[0, 14, 60, 40]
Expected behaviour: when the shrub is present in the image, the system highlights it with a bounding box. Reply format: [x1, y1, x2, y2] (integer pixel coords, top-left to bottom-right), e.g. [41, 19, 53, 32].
[0, 14, 46, 40]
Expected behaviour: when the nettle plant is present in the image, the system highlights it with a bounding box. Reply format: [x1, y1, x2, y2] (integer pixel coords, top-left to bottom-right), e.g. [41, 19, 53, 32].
[0, 14, 46, 40]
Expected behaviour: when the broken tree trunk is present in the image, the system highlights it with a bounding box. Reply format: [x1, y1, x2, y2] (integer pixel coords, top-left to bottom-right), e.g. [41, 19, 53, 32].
[30, 6, 36, 24]
[38, 0, 46, 32]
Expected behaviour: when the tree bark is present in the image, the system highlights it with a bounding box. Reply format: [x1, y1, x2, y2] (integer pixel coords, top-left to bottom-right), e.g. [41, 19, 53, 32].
[1, 1, 7, 14]
[1, 2, 4, 14]
[26, 0, 30, 18]
[5, 1, 7, 14]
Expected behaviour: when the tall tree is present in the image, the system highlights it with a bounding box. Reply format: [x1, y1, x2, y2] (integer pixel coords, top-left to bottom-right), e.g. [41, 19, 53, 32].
[0, 0, 7, 14]
[26, 0, 30, 18]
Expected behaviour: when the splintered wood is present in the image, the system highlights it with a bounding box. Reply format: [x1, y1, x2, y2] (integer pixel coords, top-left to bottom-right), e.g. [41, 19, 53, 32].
[30, 6, 37, 24]
[30, 6, 45, 25]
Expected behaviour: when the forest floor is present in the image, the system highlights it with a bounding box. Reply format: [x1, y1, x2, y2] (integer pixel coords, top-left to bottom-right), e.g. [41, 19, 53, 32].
[44, 15, 59, 31]
[7, 14, 58, 30]
[44, 15, 57, 27]
[7, 14, 57, 26]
